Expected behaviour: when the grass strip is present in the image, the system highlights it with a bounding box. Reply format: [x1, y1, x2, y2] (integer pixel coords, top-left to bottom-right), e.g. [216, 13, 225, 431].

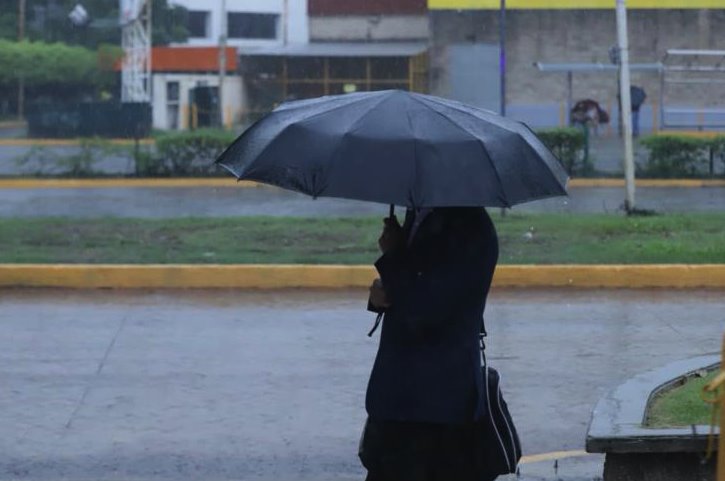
[0, 213, 722, 265]
[646, 370, 718, 428]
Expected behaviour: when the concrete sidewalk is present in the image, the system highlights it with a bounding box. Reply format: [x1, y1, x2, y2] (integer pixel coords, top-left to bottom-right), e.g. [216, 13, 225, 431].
[1, 288, 723, 480]
[0, 184, 723, 218]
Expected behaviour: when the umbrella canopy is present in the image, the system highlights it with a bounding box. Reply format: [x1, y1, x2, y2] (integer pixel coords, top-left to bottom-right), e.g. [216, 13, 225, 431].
[216, 90, 568, 208]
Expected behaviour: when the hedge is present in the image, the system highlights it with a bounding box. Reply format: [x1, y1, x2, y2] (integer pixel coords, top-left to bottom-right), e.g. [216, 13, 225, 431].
[535, 127, 588, 176]
[143, 129, 237, 176]
[639, 134, 725, 178]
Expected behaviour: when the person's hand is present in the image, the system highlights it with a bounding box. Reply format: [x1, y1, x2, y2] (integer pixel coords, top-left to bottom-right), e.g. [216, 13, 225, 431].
[378, 215, 404, 254]
[368, 278, 390, 310]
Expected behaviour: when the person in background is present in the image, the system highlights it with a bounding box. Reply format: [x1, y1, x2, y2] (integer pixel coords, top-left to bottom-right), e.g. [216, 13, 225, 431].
[630, 86, 647, 138]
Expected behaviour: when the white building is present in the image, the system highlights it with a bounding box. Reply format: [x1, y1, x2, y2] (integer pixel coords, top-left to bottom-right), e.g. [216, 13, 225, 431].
[150, 46, 243, 130]
[171, 0, 309, 48]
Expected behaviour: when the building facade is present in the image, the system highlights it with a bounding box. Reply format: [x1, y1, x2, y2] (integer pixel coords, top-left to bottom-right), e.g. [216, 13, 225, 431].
[429, 0, 725, 132]
[308, 0, 428, 41]
[150, 47, 243, 130]
[235, 0, 430, 124]
[170, 0, 309, 48]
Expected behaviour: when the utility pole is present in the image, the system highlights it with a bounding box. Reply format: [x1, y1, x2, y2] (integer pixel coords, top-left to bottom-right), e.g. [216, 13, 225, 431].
[282, 0, 289, 46]
[616, 0, 636, 213]
[18, 0, 26, 120]
[498, 0, 507, 218]
[218, 0, 227, 128]
[499, 0, 506, 117]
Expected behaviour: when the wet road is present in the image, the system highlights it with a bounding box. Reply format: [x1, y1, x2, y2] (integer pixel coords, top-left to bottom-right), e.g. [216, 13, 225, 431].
[0, 185, 723, 218]
[1, 288, 724, 480]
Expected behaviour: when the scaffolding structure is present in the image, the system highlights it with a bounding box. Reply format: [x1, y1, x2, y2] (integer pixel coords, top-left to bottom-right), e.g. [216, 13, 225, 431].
[121, 0, 152, 103]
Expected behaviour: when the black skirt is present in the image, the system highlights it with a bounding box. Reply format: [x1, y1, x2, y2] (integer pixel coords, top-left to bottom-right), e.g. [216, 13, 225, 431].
[359, 418, 491, 481]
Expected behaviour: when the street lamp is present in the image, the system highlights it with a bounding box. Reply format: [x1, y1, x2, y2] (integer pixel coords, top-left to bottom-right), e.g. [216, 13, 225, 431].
[499, 0, 506, 117]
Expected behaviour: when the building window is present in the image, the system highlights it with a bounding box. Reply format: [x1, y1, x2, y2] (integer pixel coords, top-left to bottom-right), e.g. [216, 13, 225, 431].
[166, 81, 180, 130]
[227, 13, 278, 39]
[187, 11, 210, 38]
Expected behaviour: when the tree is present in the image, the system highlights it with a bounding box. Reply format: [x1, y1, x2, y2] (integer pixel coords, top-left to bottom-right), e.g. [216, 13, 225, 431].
[0, 0, 188, 47]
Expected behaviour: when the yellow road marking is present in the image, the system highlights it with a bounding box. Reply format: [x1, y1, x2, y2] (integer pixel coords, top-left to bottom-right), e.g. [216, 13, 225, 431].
[520, 450, 591, 464]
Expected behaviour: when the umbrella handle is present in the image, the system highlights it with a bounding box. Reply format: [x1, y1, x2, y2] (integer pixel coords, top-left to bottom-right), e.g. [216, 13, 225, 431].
[389, 204, 394, 219]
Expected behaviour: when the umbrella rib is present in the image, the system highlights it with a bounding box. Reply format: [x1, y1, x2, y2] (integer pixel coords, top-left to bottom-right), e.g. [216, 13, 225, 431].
[418, 94, 568, 192]
[409, 95, 511, 207]
[403, 99, 420, 208]
[216, 93, 380, 178]
[315, 93, 395, 196]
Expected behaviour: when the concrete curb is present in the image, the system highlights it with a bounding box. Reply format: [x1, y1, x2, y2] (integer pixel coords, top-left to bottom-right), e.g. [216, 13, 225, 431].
[0, 138, 153, 147]
[0, 177, 724, 189]
[0, 264, 723, 289]
[587, 355, 720, 454]
[0, 178, 264, 189]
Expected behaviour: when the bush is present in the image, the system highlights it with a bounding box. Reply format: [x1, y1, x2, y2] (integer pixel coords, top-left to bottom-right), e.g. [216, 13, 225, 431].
[536, 127, 588, 176]
[153, 129, 236, 176]
[639, 135, 710, 178]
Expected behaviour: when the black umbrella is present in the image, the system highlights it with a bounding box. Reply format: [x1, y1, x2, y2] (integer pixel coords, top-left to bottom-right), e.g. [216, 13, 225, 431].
[216, 90, 568, 210]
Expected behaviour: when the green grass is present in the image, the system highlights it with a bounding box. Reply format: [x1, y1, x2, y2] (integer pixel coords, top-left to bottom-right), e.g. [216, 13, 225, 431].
[0, 213, 723, 264]
[646, 370, 718, 428]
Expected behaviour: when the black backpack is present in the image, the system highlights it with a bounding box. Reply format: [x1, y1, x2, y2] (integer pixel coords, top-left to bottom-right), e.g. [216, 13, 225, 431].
[474, 328, 522, 478]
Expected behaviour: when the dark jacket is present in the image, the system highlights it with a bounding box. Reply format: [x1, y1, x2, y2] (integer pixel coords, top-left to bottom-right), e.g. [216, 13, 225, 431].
[366, 207, 499, 425]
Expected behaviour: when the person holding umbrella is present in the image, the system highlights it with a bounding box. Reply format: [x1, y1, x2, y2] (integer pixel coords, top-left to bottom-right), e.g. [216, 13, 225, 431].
[216, 90, 568, 480]
[362, 205, 499, 480]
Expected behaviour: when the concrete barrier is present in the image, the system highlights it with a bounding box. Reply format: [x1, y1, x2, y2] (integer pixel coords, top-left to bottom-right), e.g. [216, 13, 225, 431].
[0, 264, 723, 289]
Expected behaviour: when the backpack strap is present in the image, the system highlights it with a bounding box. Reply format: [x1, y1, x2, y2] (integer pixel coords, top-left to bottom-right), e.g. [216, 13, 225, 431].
[368, 312, 384, 337]
[480, 317, 488, 366]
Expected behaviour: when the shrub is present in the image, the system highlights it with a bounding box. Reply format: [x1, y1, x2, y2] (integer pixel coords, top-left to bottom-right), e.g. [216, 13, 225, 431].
[639, 135, 709, 178]
[154, 129, 236, 175]
[536, 127, 587, 176]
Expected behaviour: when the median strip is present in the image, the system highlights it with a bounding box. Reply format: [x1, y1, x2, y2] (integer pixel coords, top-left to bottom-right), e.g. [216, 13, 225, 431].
[1, 264, 722, 289]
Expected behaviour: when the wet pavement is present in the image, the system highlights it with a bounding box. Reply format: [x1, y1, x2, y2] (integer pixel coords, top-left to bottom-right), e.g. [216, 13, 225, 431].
[1, 288, 723, 480]
[0, 185, 723, 218]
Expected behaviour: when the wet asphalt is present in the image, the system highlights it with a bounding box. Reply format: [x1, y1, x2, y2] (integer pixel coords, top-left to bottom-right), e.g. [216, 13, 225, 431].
[2, 288, 723, 480]
[0, 185, 723, 218]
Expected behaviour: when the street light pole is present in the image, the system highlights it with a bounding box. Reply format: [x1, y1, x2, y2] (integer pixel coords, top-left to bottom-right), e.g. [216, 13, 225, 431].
[218, 0, 227, 128]
[499, 0, 506, 117]
[616, 0, 636, 212]
[18, 0, 26, 121]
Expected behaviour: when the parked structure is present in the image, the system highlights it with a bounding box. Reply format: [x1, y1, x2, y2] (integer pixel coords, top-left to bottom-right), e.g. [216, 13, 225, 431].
[150, 47, 242, 130]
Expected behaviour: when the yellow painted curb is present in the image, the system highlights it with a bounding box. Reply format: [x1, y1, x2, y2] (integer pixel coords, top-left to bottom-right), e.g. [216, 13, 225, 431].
[0, 264, 723, 289]
[0, 178, 264, 189]
[0, 177, 723, 189]
[571, 178, 725, 188]
[0, 138, 154, 147]
[655, 130, 724, 138]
